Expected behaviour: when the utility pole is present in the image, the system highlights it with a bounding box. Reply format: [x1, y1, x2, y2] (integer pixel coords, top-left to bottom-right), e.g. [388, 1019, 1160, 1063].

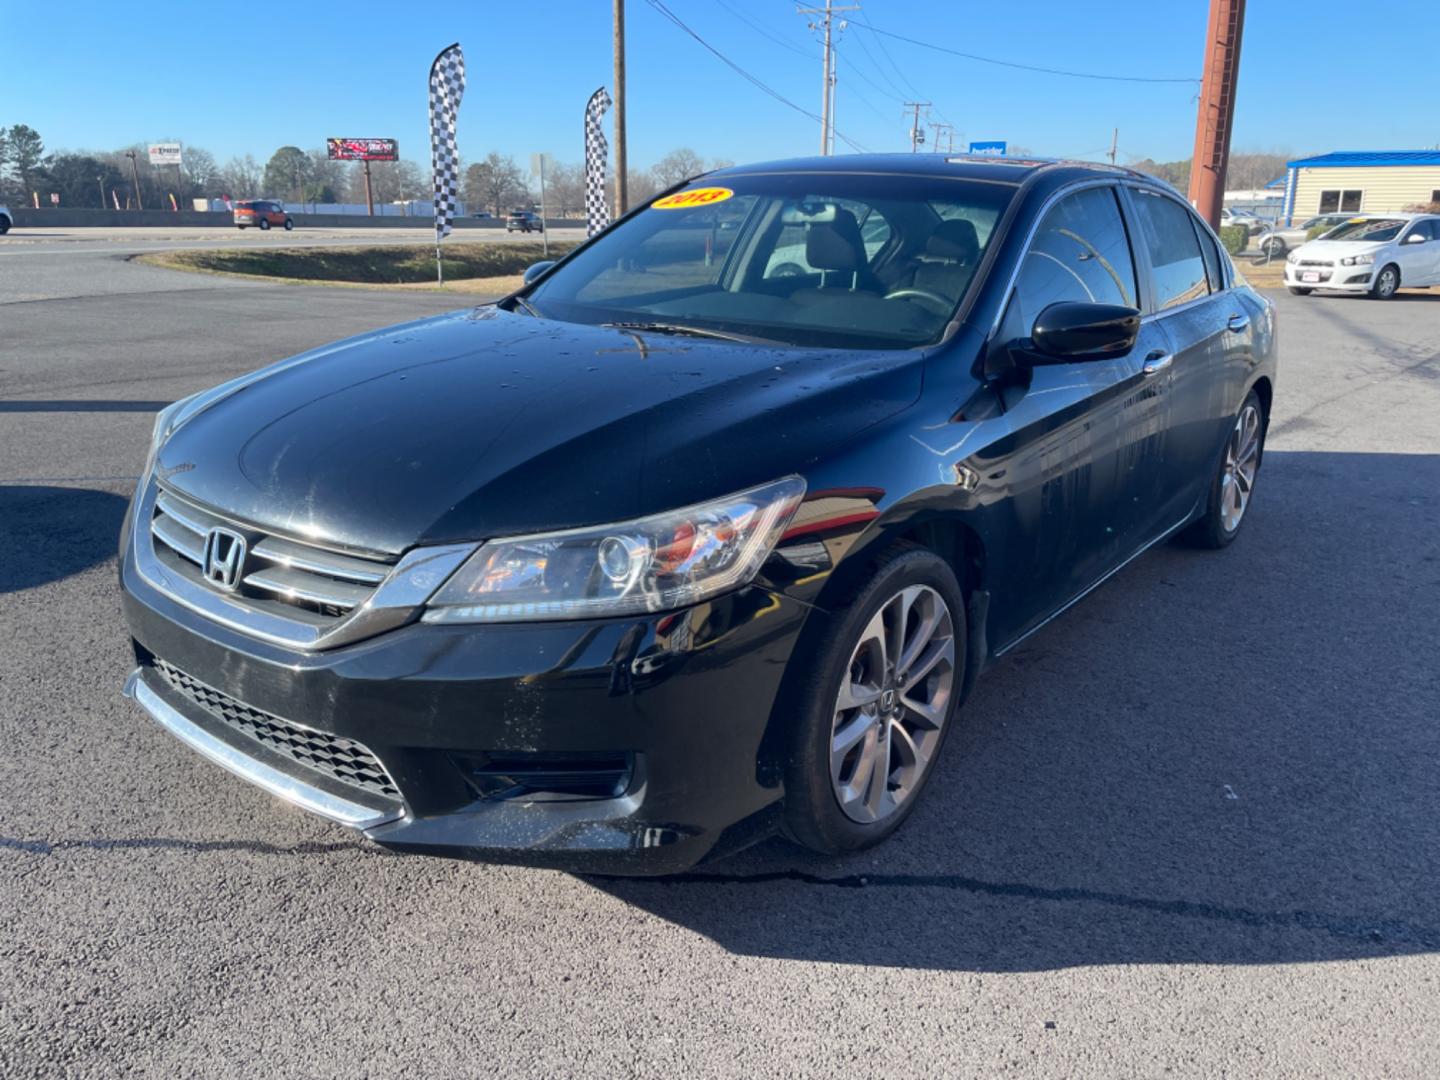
[613, 0, 628, 217]
[931, 122, 954, 155]
[1107, 128, 1118, 165]
[903, 102, 930, 153]
[1188, 0, 1246, 227]
[125, 150, 144, 210]
[799, 0, 858, 155]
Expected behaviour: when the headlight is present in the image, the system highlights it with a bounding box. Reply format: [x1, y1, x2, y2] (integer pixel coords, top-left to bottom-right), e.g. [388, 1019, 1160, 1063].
[1340, 253, 1375, 266]
[424, 476, 806, 623]
[1285, 252, 1300, 265]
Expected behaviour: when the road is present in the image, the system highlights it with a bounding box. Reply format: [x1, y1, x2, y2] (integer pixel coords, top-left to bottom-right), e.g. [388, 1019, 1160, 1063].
[2, 247, 1438, 1078]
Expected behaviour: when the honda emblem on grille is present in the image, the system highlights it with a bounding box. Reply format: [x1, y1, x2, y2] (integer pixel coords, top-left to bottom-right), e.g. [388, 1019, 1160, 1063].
[202, 527, 247, 591]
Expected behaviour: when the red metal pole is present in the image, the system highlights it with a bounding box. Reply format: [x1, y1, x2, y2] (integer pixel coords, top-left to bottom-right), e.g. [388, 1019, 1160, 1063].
[1187, 0, 1246, 229]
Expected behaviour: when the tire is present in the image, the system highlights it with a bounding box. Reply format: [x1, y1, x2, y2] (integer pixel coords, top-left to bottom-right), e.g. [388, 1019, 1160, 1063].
[1370, 263, 1399, 299]
[236, 225, 246, 230]
[283, 218, 293, 231]
[258, 219, 270, 231]
[783, 543, 967, 856]
[1287, 286, 1310, 296]
[0, 215, 11, 236]
[1262, 237, 1285, 258]
[1182, 389, 1265, 550]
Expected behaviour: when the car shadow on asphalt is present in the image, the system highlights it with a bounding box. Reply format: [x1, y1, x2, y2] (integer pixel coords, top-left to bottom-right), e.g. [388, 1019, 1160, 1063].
[587, 451, 1440, 971]
[0, 400, 170, 413]
[0, 485, 130, 593]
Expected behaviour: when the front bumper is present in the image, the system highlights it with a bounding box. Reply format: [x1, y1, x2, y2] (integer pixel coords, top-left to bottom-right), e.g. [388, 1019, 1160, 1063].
[120, 528, 813, 875]
[1285, 263, 1374, 291]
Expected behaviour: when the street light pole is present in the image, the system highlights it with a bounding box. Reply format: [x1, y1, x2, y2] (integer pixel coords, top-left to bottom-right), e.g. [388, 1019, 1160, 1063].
[126, 150, 144, 210]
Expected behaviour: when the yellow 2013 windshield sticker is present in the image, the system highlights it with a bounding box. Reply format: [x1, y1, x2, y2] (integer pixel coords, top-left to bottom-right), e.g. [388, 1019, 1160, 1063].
[651, 186, 734, 210]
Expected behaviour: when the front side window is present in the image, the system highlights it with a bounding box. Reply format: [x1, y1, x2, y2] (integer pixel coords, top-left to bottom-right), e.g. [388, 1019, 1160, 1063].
[1131, 191, 1209, 311]
[1002, 186, 1138, 337]
[525, 173, 1015, 350]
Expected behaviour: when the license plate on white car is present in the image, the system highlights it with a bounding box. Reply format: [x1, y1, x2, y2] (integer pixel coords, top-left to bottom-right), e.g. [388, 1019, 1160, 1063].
[1301, 271, 1320, 283]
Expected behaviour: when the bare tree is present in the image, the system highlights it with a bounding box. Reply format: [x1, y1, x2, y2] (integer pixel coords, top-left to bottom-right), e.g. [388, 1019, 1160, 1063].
[464, 152, 526, 216]
[650, 147, 706, 189]
[218, 154, 262, 199]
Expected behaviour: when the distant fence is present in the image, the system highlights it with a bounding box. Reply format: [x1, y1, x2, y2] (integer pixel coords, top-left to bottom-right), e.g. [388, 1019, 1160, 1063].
[9, 208, 583, 231]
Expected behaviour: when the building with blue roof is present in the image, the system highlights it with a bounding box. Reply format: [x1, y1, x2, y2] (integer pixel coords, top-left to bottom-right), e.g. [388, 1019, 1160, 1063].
[1281, 151, 1440, 224]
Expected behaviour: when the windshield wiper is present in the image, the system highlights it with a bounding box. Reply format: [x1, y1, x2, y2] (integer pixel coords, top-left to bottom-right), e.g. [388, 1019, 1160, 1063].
[601, 321, 767, 344]
[510, 295, 542, 318]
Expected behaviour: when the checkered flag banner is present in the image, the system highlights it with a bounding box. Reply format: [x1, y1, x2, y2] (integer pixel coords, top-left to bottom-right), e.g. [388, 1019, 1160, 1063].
[584, 86, 613, 237]
[428, 42, 466, 242]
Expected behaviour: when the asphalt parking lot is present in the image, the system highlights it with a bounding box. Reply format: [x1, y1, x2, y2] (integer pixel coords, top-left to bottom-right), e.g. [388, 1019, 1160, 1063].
[2, 245, 1438, 1077]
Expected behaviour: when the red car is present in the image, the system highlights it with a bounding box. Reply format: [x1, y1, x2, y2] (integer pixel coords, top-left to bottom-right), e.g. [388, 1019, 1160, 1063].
[234, 200, 293, 231]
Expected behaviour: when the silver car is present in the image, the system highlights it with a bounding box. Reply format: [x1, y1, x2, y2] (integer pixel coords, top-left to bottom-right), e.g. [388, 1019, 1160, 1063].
[1255, 213, 1355, 258]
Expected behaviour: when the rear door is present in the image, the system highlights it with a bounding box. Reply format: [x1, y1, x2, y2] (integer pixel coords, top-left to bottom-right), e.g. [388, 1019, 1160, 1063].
[1124, 187, 1236, 529]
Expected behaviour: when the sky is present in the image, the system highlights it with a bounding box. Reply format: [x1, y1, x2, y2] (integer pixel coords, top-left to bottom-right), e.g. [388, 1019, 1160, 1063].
[3, 0, 1437, 174]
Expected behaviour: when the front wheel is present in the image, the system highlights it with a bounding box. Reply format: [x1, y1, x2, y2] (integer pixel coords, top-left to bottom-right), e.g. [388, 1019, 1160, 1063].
[1262, 237, 1285, 258]
[1370, 264, 1399, 299]
[1287, 286, 1310, 296]
[258, 219, 270, 231]
[783, 544, 965, 855]
[0, 216, 11, 236]
[283, 218, 293, 231]
[1182, 390, 1265, 549]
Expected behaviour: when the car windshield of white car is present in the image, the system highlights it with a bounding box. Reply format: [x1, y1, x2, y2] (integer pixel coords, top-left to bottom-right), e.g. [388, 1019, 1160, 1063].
[523, 173, 1015, 350]
[1323, 219, 1405, 243]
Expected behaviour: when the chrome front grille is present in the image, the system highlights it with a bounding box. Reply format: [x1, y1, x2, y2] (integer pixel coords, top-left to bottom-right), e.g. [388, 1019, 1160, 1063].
[149, 487, 392, 624]
[1298, 259, 1334, 267]
[152, 659, 401, 802]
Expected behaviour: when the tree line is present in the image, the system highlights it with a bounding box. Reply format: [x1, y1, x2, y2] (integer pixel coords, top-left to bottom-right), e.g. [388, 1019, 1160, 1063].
[463, 147, 734, 218]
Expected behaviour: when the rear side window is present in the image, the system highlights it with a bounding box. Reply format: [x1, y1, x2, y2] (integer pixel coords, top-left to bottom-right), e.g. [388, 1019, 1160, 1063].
[1195, 221, 1225, 292]
[1132, 191, 1209, 310]
[1004, 186, 1138, 335]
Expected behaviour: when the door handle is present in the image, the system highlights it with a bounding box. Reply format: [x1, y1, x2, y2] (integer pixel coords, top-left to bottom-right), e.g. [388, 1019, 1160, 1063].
[1142, 350, 1173, 376]
[1227, 313, 1250, 332]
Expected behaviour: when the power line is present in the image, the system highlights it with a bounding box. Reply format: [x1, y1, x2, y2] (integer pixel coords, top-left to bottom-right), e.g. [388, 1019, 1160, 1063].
[715, 0, 816, 58]
[646, 0, 871, 152]
[849, 17, 1200, 84]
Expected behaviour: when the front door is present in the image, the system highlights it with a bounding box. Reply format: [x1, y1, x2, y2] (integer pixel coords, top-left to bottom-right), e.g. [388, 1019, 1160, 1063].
[983, 185, 1170, 647]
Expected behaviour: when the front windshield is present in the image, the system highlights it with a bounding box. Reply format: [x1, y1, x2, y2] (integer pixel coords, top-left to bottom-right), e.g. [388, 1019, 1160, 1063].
[1322, 218, 1405, 243]
[523, 173, 1015, 349]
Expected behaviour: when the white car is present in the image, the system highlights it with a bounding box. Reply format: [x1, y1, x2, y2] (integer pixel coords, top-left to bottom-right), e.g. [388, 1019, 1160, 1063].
[1285, 213, 1440, 298]
[0, 205, 12, 235]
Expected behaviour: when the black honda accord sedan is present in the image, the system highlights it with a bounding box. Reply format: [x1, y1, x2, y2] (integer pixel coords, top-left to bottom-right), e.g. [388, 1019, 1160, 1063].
[120, 154, 1275, 874]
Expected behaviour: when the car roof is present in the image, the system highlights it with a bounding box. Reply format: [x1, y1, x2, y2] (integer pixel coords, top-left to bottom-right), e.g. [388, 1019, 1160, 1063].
[708, 152, 1154, 189]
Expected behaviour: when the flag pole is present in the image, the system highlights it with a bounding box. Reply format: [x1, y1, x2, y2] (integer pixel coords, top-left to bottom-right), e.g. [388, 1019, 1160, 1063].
[428, 41, 465, 292]
[436, 242, 443, 285]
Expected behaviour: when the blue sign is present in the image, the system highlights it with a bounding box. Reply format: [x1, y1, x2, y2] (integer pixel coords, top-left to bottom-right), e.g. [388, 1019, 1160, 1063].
[968, 141, 1007, 157]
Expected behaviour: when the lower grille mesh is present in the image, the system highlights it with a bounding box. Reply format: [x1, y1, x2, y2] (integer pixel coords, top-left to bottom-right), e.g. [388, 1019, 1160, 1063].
[152, 660, 400, 801]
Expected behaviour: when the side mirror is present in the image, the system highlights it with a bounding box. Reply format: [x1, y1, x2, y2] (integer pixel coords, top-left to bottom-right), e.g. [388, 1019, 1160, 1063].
[522, 260, 556, 285]
[1403, 232, 1426, 244]
[1028, 301, 1141, 363]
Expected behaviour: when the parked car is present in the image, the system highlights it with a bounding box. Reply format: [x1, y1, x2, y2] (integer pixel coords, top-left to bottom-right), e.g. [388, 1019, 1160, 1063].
[1221, 207, 1268, 236]
[1284, 213, 1440, 298]
[506, 210, 544, 233]
[120, 155, 1276, 874]
[1253, 213, 1354, 258]
[0, 205, 11, 235]
[233, 200, 293, 231]
[472, 211, 493, 219]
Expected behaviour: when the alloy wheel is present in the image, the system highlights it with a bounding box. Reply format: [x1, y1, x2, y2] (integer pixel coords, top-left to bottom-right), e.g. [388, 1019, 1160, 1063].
[830, 584, 955, 824]
[1376, 267, 1398, 298]
[1220, 402, 1261, 533]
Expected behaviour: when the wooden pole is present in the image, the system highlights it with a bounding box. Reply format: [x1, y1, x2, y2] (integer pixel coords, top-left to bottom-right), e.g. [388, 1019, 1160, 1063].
[613, 0, 628, 218]
[1187, 0, 1246, 228]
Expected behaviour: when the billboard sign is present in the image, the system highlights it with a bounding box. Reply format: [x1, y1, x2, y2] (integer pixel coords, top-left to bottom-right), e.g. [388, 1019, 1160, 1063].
[148, 142, 183, 166]
[967, 141, 1007, 157]
[327, 137, 399, 162]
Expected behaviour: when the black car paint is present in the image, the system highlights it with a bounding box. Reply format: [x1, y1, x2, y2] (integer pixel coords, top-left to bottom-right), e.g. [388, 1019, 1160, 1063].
[122, 156, 1276, 873]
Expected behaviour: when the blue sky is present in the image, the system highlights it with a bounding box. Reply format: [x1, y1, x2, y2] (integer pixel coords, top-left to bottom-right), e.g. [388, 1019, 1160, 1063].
[3, 0, 1436, 170]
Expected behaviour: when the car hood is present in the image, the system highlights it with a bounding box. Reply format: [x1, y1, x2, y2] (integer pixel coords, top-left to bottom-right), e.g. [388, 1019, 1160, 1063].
[1295, 239, 1390, 259]
[156, 307, 924, 554]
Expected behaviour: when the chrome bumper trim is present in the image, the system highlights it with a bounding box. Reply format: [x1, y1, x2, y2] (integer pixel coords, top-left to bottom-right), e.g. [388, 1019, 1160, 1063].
[124, 669, 403, 830]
